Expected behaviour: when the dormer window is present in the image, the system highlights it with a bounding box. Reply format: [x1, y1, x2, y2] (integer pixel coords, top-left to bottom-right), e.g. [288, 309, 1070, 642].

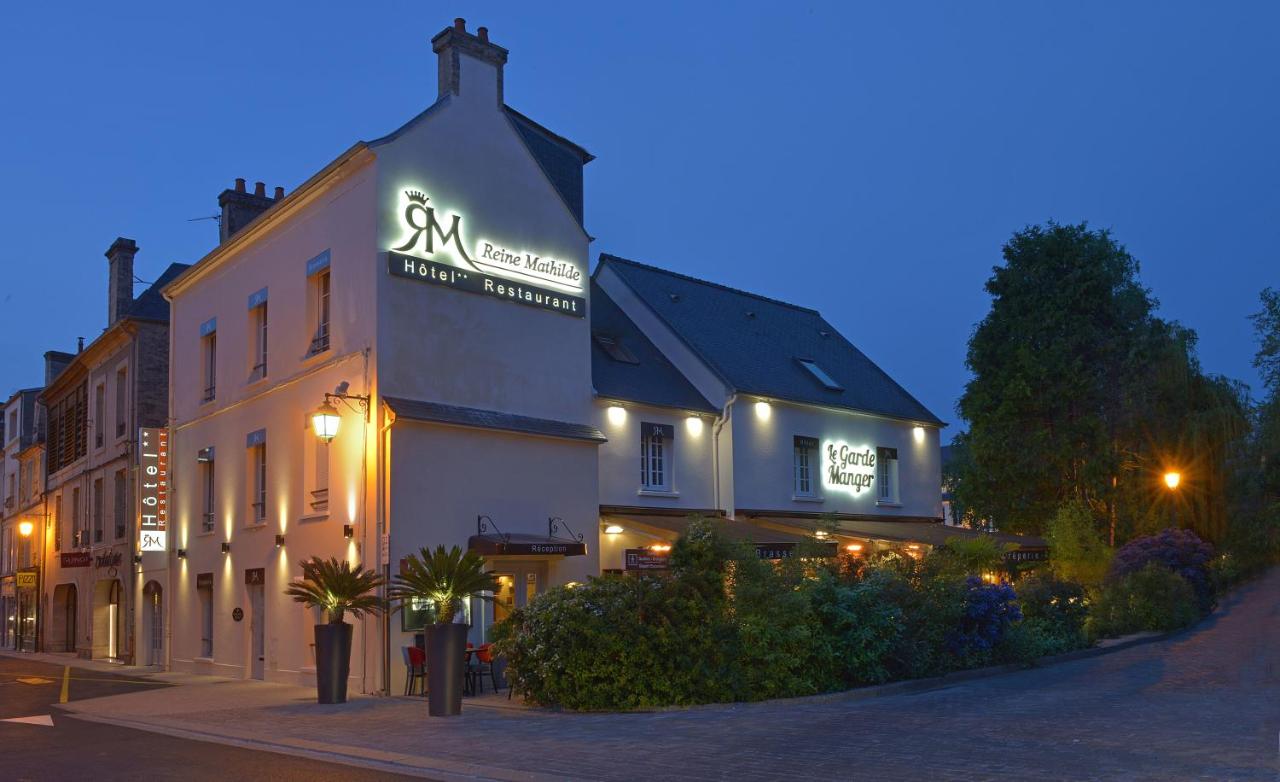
[797, 358, 843, 391]
[593, 334, 639, 365]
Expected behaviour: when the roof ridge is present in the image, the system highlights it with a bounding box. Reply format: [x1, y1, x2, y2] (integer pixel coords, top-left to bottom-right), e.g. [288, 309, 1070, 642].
[598, 253, 820, 315]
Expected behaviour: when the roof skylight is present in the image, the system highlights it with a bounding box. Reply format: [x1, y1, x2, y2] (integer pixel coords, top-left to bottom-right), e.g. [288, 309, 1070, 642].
[797, 358, 843, 391]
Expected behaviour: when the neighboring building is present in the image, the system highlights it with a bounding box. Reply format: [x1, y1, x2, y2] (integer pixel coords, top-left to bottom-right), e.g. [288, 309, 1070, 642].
[1, 389, 43, 650]
[39, 238, 185, 662]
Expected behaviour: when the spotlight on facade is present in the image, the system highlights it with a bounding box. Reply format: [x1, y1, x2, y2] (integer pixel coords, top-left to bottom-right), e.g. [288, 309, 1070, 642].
[604, 524, 624, 535]
[754, 401, 772, 421]
[177, 549, 187, 559]
[17, 520, 33, 537]
[845, 543, 864, 553]
[311, 400, 341, 443]
[685, 416, 703, 436]
[912, 426, 925, 444]
[221, 542, 231, 554]
[275, 534, 285, 548]
[1164, 471, 1181, 490]
[606, 405, 626, 426]
[133, 554, 142, 565]
[343, 524, 354, 539]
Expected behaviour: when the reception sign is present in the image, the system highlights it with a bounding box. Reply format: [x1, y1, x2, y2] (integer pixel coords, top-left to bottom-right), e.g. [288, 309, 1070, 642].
[138, 428, 169, 551]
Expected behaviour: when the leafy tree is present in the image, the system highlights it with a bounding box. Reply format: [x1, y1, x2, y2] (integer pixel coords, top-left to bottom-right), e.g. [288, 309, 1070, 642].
[1043, 500, 1112, 586]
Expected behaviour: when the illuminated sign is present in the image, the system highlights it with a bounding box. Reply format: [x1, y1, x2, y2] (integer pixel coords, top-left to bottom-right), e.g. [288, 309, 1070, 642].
[16, 569, 37, 589]
[823, 441, 877, 496]
[389, 187, 585, 317]
[138, 427, 168, 551]
[624, 549, 670, 571]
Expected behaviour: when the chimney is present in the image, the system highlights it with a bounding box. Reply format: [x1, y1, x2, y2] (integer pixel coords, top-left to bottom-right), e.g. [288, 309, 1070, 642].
[105, 237, 138, 326]
[43, 351, 75, 386]
[218, 178, 281, 243]
[431, 18, 508, 106]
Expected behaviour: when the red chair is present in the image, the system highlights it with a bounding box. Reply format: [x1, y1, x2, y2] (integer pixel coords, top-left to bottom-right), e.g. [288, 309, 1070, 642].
[473, 643, 500, 694]
[404, 646, 426, 696]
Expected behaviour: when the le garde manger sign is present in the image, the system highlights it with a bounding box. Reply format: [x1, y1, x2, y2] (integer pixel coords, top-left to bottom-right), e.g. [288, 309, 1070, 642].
[387, 187, 586, 317]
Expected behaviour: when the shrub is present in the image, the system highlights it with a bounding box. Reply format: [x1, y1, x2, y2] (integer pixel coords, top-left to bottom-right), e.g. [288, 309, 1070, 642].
[1044, 500, 1113, 586]
[1110, 528, 1215, 612]
[803, 571, 901, 688]
[996, 574, 1089, 662]
[854, 559, 968, 679]
[934, 535, 1010, 578]
[1086, 563, 1201, 639]
[948, 577, 1021, 665]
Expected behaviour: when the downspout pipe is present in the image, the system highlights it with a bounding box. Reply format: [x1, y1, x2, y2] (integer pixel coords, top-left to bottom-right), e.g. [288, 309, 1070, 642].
[712, 395, 737, 514]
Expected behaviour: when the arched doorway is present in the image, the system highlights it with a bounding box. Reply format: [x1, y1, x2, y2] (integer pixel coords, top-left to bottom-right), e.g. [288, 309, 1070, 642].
[142, 581, 163, 666]
[92, 579, 124, 660]
[51, 584, 77, 653]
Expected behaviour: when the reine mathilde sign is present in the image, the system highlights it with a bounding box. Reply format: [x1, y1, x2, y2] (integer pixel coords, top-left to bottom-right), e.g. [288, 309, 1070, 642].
[388, 187, 585, 318]
[138, 427, 168, 552]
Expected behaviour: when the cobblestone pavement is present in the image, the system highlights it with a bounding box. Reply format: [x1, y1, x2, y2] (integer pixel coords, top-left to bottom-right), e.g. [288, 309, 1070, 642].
[62, 568, 1280, 781]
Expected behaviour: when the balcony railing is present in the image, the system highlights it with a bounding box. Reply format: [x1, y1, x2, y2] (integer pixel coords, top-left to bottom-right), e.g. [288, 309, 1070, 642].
[309, 488, 329, 512]
[201, 385, 216, 403]
[201, 512, 215, 533]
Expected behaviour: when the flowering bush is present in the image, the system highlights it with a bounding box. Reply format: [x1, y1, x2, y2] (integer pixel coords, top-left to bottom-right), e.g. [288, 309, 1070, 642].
[948, 577, 1022, 662]
[1087, 563, 1201, 638]
[1110, 528, 1215, 611]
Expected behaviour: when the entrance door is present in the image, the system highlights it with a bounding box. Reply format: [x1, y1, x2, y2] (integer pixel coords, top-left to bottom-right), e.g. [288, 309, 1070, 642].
[143, 581, 163, 666]
[485, 562, 547, 640]
[248, 583, 265, 680]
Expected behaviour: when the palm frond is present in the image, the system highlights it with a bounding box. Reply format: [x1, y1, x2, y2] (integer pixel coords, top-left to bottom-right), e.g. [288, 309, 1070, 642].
[284, 556, 385, 624]
[389, 545, 500, 623]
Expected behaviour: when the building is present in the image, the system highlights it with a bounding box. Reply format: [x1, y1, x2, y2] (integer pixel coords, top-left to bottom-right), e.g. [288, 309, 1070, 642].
[156, 18, 1042, 698]
[39, 239, 185, 662]
[1, 388, 44, 650]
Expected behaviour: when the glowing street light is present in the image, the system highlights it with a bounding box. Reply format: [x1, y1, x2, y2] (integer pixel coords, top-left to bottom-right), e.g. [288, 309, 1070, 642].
[17, 520, 33, 537]
[311, 400, 342, 443]
[1163, 471, 1181, 490]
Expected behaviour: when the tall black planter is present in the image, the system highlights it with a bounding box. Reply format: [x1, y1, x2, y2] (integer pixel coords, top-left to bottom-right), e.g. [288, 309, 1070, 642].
[314, 623, 353, 704]
[425, 622, 468, 716]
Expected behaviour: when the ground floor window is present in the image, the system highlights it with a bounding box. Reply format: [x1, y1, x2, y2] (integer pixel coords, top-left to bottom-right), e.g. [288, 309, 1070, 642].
[197, 575, 213, 657]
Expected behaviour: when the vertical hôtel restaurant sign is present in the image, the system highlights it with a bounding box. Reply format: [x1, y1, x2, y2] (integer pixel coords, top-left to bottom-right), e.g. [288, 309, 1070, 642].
[138, 428, 168, 552]
[387, 187, 585, 318]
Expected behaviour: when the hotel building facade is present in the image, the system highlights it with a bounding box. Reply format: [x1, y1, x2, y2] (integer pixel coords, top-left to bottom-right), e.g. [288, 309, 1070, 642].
[161, 19, 1038, 695]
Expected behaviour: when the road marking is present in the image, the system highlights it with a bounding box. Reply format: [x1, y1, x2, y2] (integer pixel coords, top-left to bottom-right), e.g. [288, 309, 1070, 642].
[1, 715, 54, 727]
[60, 666, 70, 704]
[16, 676, 54, 685]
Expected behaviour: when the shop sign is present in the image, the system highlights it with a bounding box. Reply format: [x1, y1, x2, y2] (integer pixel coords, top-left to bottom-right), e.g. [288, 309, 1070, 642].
[624, 548, 670, 571]
[61, 552, 92, 568]
[755, 541, 838, 560]
[244, 568, 265, 586]
[138, 427, 169, 551]
[388, 186, 585, 318]
[823, 441, 877, 496]
[95, 552, 123, 569]
[467, 534, 587, 557]
[15, 570, 37, 589]
[1005, 549, 1049, 563]
[196, 572, 214, 589]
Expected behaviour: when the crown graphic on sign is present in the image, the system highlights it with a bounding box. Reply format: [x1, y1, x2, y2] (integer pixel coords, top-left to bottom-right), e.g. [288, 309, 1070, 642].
[405, 190, 428, 204]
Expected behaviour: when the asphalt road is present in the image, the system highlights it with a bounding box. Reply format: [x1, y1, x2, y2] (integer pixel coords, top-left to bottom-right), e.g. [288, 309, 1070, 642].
[0, 657, 419, 781]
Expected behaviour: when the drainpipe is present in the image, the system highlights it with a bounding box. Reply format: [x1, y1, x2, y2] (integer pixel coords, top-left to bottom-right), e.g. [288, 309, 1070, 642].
[712, 395, 737, 514]
[376, 399, 396, 697]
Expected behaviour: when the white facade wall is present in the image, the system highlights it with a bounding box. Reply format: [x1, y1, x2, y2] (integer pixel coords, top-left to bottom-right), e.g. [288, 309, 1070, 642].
[167, 160, 379, 688]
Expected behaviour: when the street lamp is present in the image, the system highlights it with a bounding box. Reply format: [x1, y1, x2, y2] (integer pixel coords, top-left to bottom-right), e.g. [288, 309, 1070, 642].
[17, 520, 33, 537]
[1163, 471, 1181, 490]
[310, 400, 341, 443]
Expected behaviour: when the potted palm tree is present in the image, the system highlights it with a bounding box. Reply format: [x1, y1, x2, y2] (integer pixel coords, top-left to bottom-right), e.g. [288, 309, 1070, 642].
[391, 545, 498, 716]
[285, 557, 384, 704]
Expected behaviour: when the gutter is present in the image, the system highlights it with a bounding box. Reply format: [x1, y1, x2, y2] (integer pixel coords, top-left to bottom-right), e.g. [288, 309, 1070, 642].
[712, 394, 737, 513]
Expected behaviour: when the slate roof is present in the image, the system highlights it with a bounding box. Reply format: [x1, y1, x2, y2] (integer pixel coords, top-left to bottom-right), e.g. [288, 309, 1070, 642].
[128, 263, 190, 322]
[384, 396, 606, 443]
[590, 281, 717, 414]
[597, 255, 944, 425]
[505, 107, 592, 227]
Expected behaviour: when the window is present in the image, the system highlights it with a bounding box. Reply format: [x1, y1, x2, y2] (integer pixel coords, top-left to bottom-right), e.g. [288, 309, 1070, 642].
[92, 478, 104, 543]
[198, 448, 215, 533]
[592, 333, 639, 364]
[5, 473, 13, 508]
[794, 436, 818, 497]
[202, 332, 217, 403]
[640, 422, 673, 492]
[115, 367, 128, 438]
[94, 384, 105, 448]
[309, 270, 331, 355]
[46, 385, 87, 475]
[250, 303, 268, 381]
[876, 446, 900, 504]
[306, 440, 329, 513]
[248, 433, 267, 524]
[797, 358, 843, 391]
[71, 486, 82, 547]
[197, 576, 214, 657]
[53, 494, 61, 552]
[114, 469, 127, 539]
[6, 409, 15, 440]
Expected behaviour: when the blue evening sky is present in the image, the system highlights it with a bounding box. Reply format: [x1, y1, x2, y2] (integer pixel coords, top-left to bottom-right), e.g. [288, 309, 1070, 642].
[1, 2, 1275, 436]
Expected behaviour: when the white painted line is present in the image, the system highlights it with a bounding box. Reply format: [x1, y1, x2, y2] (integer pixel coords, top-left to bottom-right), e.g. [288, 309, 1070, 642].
[2, 714, 54, 727]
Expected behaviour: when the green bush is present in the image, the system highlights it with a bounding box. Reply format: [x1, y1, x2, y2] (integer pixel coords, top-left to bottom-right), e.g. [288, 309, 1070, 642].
[803, 571, 901, 688]
[1085, 563, 1202, 639]
[1045, 500, 1113, 587]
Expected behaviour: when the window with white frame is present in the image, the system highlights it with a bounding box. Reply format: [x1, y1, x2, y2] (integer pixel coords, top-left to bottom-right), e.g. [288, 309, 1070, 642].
[247, 431, 267, 524]
[53, 493, 61, 552]
[793, 436, 818, 497]
[306, 250, 331, 356]
[198, 447, 215, 532]
[201, 323, 217, 403]
[71, 486, 82, 547]
[640, 422, 673, 492]
[94, 383, 105, 448]
[113, 469, 127, 539]
[305, 439, 329, 514]
[876, 446, 900, 504]
[248, 289, 268, 381]
[92, 477, 104, 543]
